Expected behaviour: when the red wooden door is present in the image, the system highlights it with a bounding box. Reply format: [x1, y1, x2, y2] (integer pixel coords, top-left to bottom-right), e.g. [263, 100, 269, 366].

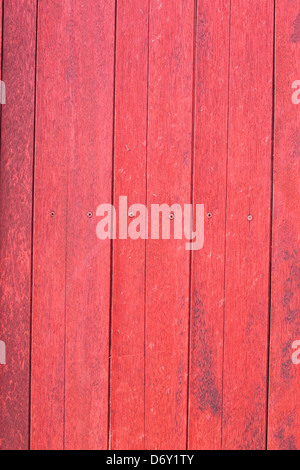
[0, 0, 299, 451]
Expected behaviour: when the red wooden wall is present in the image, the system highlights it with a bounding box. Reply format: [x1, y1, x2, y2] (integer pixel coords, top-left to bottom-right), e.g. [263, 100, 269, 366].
[0, 0, 299, 450]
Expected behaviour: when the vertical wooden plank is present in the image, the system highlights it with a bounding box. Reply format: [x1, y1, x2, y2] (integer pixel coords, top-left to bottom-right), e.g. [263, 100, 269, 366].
[64, 0, 115, 450]
[268, 0, 300, 450]
[0, 0, 37, 450]
[145, 0, 194, 450]
[32, 0, 116, 450]
[222, 0, 274, 449]
[188, 0, 230, 450]
[110, 0, 148, 450]
[31, 0, 70, 450]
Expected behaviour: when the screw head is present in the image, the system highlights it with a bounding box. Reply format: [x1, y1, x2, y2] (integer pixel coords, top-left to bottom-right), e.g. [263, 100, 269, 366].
[169, 213, 175, 220]
[128, 211, 135, 218]
[50, 211, 56, 218]
[247, 215, 253, 222]
[207, 212, 212, 219]
[87, 212, 93, 218]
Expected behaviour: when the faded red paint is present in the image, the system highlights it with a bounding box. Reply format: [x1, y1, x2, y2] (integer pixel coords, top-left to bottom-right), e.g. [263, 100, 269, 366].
[0, 0, 299, 451]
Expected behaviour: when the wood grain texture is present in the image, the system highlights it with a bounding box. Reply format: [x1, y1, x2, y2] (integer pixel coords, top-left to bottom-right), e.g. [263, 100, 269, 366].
[0, 0, 37, 450]
[188, 0, 230, 450]
[222, 0, 274, 450]
[31, 0, 70, 450]
[268, 0, 300, 450]
[1, 0, 300, 451]
[64, 0, 115, 450]
[145, 0, 194, 450]
[32, 0, 116, 450]
[110, 0, 149, 450]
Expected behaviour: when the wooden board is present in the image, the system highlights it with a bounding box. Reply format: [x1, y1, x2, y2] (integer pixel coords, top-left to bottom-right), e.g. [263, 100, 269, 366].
[145, 0, 195, 450]
[31, 0, 116, 450]
[31, 0, 71, 450]
[1, 0, 300, 451]
[110, 0, 149, 450]
[188, 0, 231, 450]
[268, 0, 300, 450]
[64, 0, 115, 451]
[0, 0, 37, 450]
[222, 0, 274, 450]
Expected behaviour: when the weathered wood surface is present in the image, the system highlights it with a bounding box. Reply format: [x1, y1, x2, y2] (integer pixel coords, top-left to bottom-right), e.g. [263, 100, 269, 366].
[110, 0, 148, 450]
[0, 0, 299, 450]
[188, 0, 230, 450]
[0, 0, 37, 450]
[222, 0, 274, 450]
